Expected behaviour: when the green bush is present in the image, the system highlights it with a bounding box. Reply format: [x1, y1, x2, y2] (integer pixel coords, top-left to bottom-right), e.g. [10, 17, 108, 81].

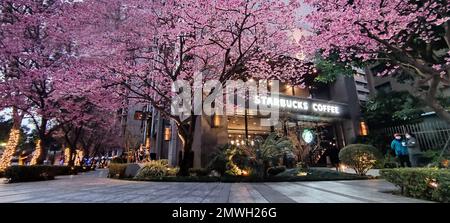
[167, 167, 179, 176]
[339, 144, 381, 176]
[4, 166, 55, 183]
[189, 168, 209, 176]
[380, 168, 450, 202]
[72, 166, 94, 173]
[159, 159, 169, 166]
[134, 160, 168, 179]
[52, 166, 77, 175]
[267, 166, 286, 176]
[206, 146, 229, 175]
[108, 163, 128, 179]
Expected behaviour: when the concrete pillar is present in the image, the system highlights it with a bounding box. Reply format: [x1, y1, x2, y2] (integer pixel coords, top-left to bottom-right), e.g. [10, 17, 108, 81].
[168, 120, 179, 167]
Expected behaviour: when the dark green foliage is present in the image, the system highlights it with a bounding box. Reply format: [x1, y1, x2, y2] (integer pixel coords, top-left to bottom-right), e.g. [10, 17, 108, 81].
[362, 91, 423, 129]
[4, 166, 55, 183]
[189, 168, 209, 176]
[314, 53, 354, 83]
[130, 168, 372, 182]
[267, 166, 286, 176]
[2, 165, 90, 183]
[52, 166, 77, 175]
[206, 145, 228, 175]
[380, 168, 450, 203]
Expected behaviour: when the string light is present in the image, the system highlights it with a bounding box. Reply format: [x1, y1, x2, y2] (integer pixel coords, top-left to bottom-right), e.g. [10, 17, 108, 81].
[30, 140, 42, 165]
[0, 129, 20, 171]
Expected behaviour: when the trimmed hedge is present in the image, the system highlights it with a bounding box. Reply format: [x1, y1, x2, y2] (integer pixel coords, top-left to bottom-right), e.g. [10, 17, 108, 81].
[380, 168, 450, 203]
[108, 163, 128, 179]
[52, 166, 77, 176]
[189, 168, 209, 176]
[4, 166, 56, 183]
[131, 168, 373, 182]
[267, 166, 286, 176]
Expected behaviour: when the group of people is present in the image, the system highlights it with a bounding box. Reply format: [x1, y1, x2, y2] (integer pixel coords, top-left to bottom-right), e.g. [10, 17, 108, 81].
[391, 132, 421, 167]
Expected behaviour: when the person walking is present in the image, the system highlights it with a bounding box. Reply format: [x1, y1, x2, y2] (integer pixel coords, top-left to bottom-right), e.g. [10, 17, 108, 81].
[405, 132, 421, 167]
[390, 133, 411, 167]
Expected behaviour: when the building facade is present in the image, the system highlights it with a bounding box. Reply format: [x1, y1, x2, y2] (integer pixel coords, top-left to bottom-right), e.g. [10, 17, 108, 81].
[123, 76, 365, 168]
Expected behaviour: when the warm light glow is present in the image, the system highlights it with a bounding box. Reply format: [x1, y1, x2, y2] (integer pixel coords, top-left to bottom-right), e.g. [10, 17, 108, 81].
[0, 129, 20, 171]
[30, 140, 42, 165]
[442, 159, 449, 168]
[250, 140, 255, 146]
[360, 121, 369, 136]
[428, 179, 439, 189]
[164, 127, 171, 141]
[297, 172, 308, 176]
[0, 142, 6, 147]
[230, 140, 235, 145]
[338, 164, 347, 172]
[242, 170, 249, 176]
[212, 115, 220, 128]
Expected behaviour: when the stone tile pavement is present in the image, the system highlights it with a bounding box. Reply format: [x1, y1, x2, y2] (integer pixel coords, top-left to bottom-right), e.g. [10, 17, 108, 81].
[0, 169, 430, 203]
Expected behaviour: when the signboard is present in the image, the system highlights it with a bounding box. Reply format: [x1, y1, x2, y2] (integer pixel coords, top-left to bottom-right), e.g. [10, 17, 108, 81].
[253, 94, 349, 118]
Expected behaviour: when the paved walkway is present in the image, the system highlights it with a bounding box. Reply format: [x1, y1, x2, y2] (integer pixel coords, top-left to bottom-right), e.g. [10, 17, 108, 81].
[0, 169, 429, 203]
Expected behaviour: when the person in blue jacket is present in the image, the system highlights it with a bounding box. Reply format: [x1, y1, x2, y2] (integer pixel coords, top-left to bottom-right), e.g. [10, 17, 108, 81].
[391, 133, 411, 167]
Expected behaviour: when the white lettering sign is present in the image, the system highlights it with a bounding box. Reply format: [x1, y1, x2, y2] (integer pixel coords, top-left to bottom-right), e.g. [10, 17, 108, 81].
[254, 96, 340, 115]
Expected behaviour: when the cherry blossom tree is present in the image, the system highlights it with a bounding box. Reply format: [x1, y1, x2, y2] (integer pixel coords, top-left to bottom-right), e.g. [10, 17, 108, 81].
[0, 0, 72, 165]
[73, 0, 305, 175]
[301, 0, 450, 123]
[0, 0, 123, 165]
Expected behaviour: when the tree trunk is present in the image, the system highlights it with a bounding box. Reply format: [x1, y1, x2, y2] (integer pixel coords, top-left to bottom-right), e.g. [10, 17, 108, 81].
[0, 108, 23, 170]
[67, 145, 76, 167]
[36, 118, 48, 165]
[177, 116, 197, 176]
[178, 136, 194, 176]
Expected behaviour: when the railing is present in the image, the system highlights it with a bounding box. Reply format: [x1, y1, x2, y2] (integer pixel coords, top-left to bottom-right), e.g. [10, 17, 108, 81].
[379, 119, 450, 150]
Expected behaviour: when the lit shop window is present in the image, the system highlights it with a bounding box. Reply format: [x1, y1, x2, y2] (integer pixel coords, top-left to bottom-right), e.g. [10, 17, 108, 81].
[359, 121, 369, 136]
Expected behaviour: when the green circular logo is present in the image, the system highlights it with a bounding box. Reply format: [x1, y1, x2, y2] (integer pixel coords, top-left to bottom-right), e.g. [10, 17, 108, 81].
[302, 129, 314, 144]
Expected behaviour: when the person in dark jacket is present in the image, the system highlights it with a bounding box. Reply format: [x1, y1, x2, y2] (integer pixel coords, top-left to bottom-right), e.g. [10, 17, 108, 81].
[390, 133, 411, 167]
[405, 132, 421, 167]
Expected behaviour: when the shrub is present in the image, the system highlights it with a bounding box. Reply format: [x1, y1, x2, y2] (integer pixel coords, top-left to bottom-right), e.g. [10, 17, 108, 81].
[189, 168, 209, 177]
[167, 167, 179, 176]
[134, 160, 168, 179]
[108, 163, 128, 179]
[4, 166, 55, 183]
[380, 168, 450, 203]
[339, 144, 381, 176]
[52, 166, 77, 175]
[72, 166, 94, 173]
[159, 159, 169, 166]
[267, 166, 286, 176]
[206, 146, 228, 175]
